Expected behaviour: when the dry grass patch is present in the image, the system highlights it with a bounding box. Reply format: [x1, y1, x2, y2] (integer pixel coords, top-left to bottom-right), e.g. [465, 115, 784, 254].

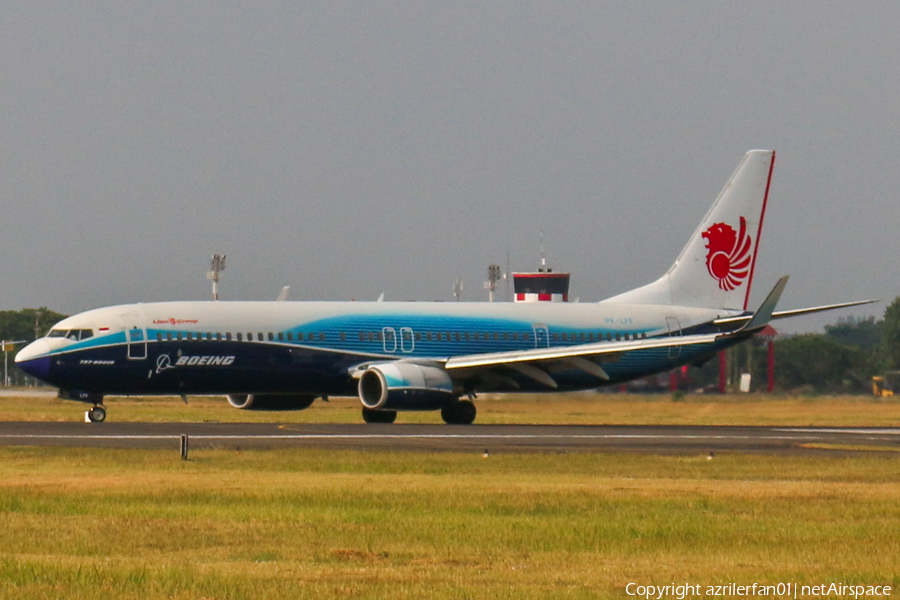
[1, 447, 900, 598]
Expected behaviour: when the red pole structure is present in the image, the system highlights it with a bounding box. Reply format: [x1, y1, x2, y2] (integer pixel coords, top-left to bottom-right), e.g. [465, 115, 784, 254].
[670, 370, 677, 392]
[767, 340, 775, 393]
[718, 351, 727, 394]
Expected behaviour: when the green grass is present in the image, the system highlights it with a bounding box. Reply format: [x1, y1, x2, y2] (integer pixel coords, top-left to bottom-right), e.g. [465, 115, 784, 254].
[3, 388, 900, 426]
[2, 447, 900, 599]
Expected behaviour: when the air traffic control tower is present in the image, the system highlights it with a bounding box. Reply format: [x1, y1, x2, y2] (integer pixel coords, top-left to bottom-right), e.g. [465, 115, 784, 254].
[512, 259, 570, 303]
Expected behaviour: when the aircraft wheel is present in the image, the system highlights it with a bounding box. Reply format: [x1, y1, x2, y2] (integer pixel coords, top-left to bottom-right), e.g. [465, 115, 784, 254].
[441, 400, 476, 425]
[88, 406, 107, 423]
[362, 407, 397, 424]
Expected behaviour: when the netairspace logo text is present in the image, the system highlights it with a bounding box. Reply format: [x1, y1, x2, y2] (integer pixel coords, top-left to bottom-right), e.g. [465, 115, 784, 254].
[626, 582, 892, 599]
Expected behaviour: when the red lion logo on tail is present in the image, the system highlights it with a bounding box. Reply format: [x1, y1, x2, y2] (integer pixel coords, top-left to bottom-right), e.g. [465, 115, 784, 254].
[701, 217, 752, 291]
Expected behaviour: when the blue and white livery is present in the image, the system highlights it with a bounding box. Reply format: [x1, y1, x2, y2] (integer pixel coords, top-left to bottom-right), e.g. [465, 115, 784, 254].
[15, 151, 871, 423]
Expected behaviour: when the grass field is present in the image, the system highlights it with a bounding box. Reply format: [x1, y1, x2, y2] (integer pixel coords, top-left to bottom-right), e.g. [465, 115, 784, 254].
[2, 390, 900, 598]
[3, 388, 900, 426]
[1, 447, 899, 599]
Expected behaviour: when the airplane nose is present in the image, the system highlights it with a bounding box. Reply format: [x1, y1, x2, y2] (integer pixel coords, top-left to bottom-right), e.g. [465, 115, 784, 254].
[15, 339, 51, 380]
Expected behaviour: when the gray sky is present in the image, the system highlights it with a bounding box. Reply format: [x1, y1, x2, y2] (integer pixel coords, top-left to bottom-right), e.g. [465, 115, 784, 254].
[1, 2, 898, 332]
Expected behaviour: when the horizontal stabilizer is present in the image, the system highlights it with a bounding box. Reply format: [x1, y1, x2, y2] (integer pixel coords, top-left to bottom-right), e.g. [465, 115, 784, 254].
[714, 298, 878, 327]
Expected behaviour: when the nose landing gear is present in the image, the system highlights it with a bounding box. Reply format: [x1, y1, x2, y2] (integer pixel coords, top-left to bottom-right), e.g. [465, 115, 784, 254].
[86, 405, 107, 423]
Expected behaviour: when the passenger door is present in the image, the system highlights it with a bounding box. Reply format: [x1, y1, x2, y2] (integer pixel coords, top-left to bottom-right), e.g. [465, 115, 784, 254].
[121, 312, 148, 360]
[666, 317, 682, 359]
[532, 324, 550, 348]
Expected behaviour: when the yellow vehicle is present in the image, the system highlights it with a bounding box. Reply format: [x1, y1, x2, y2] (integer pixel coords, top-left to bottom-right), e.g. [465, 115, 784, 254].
[872, 371, 900, 397]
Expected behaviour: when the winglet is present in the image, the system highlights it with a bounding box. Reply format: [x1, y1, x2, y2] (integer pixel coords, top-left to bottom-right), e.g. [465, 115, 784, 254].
[734, 275, 789, 335]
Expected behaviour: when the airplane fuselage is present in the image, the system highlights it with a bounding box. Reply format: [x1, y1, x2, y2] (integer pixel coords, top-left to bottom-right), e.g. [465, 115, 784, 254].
[18, 299, 742, 399]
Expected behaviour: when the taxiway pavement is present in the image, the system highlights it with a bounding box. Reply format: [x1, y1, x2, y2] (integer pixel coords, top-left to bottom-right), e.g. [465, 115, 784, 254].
[1, 422, 899, 455]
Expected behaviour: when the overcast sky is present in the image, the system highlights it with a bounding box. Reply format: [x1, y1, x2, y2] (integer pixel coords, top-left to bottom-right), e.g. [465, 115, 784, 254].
[1, 2, 898, 332]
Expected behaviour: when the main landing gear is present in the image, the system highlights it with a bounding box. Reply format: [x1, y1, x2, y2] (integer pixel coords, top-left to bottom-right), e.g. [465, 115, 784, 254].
[441, 399, 476, 425]
[359, 398, 478, 425]
[361, 407, 397, 424]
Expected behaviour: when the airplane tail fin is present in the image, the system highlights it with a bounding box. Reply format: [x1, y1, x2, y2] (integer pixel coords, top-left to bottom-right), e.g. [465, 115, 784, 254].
[604, 149, 775, 310]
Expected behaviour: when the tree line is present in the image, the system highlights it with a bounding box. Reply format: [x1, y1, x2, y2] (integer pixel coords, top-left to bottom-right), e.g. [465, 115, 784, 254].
[1, 308, 67, 386]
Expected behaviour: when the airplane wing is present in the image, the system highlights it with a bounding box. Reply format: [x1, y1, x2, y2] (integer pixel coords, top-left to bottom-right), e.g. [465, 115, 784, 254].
[444, 333, 721, 387]
[443, 277, 790, 389]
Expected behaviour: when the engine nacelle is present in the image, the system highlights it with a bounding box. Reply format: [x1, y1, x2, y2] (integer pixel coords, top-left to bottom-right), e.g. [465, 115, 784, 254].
[226, 394, 316, 411]
[358, 362, 457, 411]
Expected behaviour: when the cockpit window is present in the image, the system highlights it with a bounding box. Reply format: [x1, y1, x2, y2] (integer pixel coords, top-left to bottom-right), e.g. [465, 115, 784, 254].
[47, 329, 93, 341]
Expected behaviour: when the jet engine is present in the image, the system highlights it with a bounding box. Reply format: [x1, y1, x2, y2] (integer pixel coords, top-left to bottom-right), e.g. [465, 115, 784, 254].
[226, 394, 316, 411]
[358, 362, 457, 411]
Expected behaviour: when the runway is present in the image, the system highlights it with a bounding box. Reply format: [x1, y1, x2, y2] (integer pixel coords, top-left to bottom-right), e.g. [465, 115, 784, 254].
[1, 422, 899, 455]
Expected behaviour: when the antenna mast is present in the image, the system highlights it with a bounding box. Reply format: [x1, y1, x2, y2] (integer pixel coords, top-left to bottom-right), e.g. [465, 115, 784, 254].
[207, 254, 226, 301]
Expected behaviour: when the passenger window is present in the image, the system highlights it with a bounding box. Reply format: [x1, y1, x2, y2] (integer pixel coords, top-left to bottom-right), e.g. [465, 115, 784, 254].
[615, 333, 621, 341]
[318, 333, 325, 341]
[606, 332, 613, 341]
[225, 333, 232, 341]
[216, 333, 222, 341]
[286, 332, 293, 341]
[156, 333, 163, 342]
[166, 333, 173, 341]
[268, 332, 274, 342]
[237, 333, 243, 342]
[340, 332, 346, 342]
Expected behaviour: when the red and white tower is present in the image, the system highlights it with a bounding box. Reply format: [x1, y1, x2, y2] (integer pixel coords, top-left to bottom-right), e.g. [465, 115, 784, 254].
[512, 235, 570, 303]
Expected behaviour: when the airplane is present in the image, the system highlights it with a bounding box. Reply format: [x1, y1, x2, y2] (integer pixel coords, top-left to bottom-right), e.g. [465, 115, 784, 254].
[15, 150, 873, 424]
